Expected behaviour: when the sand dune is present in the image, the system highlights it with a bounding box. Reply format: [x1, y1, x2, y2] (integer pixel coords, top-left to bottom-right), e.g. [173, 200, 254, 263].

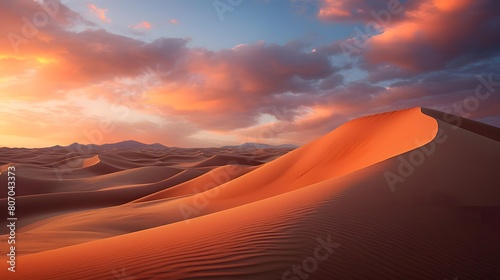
[1, 107, 499, 279]
[133, 164, 258, 203]
[185, 154, 264, 168]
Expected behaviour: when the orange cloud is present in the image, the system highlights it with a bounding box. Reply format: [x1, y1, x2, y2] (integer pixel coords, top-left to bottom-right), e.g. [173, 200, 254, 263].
[318, 0, 352, 20]
[87, 3, 110, 23]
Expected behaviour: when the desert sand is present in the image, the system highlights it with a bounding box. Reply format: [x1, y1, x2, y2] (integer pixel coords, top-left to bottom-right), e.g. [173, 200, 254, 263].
[1, 107, 499, 279]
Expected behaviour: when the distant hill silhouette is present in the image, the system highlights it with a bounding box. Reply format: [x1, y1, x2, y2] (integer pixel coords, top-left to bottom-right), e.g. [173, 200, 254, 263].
[60, 140, 167, 150]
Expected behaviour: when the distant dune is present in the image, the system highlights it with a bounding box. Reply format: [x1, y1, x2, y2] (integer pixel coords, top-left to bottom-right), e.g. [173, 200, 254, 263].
[1, 107, 499, 279]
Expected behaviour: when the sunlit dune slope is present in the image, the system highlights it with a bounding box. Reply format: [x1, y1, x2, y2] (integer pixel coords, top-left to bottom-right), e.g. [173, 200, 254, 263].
[2, 107, 499, 279]
[5, 108, 440, 253]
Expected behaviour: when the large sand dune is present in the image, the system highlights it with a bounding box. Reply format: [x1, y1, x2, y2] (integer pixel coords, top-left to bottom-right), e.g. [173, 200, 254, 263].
[1, 107, 499, 279]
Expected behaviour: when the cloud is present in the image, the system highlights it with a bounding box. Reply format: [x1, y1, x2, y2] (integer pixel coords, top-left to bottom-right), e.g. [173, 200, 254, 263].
[169, 19, 178, 25]
[317, 0, 422, 23]
[143, 41, 337, 130]
[87, 3, 110, 23]
[319, 0, 500, 81]
[365, 0, 500, 74]
[1, 0, 91, 49]
[130, 21, 152, 30]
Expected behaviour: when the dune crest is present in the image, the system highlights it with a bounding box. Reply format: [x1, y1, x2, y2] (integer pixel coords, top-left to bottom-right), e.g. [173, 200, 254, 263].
[82, 155, 101, 168]
[186, 107, 439, 207]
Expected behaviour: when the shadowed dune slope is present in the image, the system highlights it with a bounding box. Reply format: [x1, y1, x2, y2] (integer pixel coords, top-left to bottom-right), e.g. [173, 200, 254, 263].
[422, 108, 500, 141]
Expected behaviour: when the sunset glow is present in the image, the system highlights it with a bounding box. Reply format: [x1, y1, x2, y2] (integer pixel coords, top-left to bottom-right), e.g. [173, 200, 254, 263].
[0, 0, 498, 148]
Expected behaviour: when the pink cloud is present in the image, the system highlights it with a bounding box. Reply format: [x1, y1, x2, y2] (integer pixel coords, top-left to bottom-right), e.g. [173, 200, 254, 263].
[169, 19, 178, 25]
[87, 3, 110, 23]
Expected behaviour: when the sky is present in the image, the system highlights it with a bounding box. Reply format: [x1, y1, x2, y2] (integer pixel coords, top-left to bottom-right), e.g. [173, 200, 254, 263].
[0, 0, 499, 148]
